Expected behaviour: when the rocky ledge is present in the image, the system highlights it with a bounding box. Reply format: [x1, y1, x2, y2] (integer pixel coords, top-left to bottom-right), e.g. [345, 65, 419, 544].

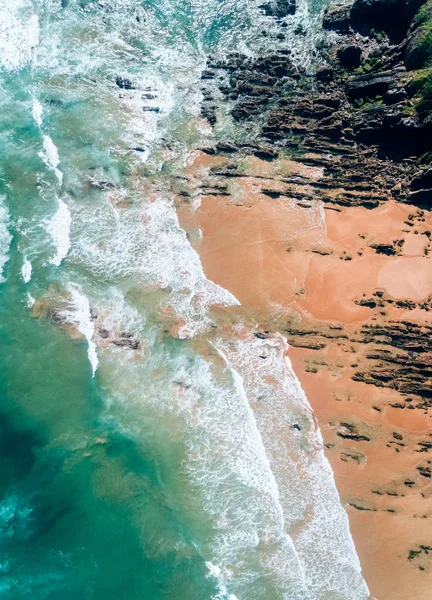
[200, 0, 432, 210]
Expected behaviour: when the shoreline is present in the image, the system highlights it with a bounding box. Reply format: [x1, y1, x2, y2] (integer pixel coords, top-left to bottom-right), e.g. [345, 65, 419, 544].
[176, 150, 432, 600]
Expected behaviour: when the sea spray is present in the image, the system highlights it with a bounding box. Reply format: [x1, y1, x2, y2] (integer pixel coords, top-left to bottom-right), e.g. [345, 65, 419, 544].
[21, 258, 32, 283]
[216, 329, 370, 600]
[61, 283, 98, 376]
[0, 196, 12, 284]
[69, 193, 239, 336]
[46, 198, 71, 267]
[0, 0, 39, 72]
[32, 98, 43, 127]
[39, 135, 63, 186]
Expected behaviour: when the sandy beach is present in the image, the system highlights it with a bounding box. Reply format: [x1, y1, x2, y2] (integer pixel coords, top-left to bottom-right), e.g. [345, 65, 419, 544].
[176, 150, 432, 600]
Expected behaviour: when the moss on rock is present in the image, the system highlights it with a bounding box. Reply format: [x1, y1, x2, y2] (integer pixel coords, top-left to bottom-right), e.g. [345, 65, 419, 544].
[406, 0, 432, 68]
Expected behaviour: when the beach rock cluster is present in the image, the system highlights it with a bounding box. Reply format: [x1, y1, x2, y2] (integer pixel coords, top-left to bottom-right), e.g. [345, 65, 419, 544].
[200, 0, 432, 208]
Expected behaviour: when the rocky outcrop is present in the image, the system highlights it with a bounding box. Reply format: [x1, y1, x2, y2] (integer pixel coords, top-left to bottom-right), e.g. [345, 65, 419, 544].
[198, 0, 432, 208]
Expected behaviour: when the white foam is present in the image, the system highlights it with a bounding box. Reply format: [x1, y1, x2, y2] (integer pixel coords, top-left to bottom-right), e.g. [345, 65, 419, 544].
[206, 562, 240, 600]
[70, 193, 238, 337]
[21, 258, 32, 283]
[0, 0, 39, 72]
[32, 99, 43, 127]
[63, 284, 98, 377]
[150, 353, 309, 599]
[0, 196, 12, 284]
[39, 135, 63, 186]
[216, 329, 370, 600]
[46, 198, 71, 267]
[26, 292, 35, 308]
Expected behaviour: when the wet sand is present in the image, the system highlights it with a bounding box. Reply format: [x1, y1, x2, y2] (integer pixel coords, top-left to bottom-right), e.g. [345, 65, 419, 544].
[176, 151, 432, 600]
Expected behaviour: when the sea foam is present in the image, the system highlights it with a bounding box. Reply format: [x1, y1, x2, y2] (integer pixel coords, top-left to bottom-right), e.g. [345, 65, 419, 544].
[0, 196, 12, 284]
[21, 258, 32, 283]
[0, 0, 39, 72]
[159, 353, 308, 599]
[46, 198, 71, 267]
[62, 284, 98, 377]
[32, 98, 43, 127]
[39, 135, 63, 186]
[33, 97, 63, 186]
[216, 329, 370, 600]
[70, 193, 238, 337]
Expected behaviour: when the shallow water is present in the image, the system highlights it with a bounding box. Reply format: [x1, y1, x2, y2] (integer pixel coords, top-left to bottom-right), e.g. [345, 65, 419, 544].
[0, 1, 369, 599]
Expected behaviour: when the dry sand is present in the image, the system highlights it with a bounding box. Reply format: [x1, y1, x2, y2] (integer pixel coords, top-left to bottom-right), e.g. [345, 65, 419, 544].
[175, 151, 432, 600]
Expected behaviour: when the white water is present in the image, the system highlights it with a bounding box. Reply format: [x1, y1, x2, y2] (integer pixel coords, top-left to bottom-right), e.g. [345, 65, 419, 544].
[62, 284, 98, 377]
[217, 329, 370, 600]
[0, 0, 39, 72]
[21, 258, 32, 283]
[26, 292, 35, 308]
[46, 199, 71, 267]
[70, 193, 239, 337]
[39, 135, 63, 186]
[32, 98, 43, 127]
[0, 196, 12, 284]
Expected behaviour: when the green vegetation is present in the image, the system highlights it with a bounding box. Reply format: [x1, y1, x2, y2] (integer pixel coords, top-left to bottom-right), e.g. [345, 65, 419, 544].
[406, 0, 432, 69]
[417, 150, 432, 163]
[369, 28, 386, 42]
[405, 1, 432, 118]
[408, 66, 432, 116]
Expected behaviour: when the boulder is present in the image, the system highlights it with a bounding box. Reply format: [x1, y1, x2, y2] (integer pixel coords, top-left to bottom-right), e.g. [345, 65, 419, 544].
[338, 45, 363, 69]
[316, 66, 334, 82]
[411, 166, 432, 188]
[406, 187, 432, 208]
[405, 0, 432, 69]
[384, 88, 408, 103]
[323, 3, 354, 32]
[115, 76, 134, 89]
[347, 70, 396, 98]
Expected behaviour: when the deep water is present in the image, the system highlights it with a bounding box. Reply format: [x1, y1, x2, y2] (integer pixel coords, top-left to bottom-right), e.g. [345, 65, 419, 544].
[0, 2, 370, 599]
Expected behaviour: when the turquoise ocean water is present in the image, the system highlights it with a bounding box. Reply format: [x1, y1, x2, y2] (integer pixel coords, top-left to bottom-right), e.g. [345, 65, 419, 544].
[0, 2, 370, 599]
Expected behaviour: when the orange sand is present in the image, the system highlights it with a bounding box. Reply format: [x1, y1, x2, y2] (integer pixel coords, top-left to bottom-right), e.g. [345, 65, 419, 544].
[175, 151, 432, 600]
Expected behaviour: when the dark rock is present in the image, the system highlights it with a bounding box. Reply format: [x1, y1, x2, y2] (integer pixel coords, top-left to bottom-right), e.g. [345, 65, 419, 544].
[316, 66, 334, 82]
[262, 189, 282, 198]
[259, 0, 296, 18]
[253, 148, 278, 160]
[411, 167, 432, 190]
[215, 142, 238, 154]
[254, 332, 268, 339]
[115, 76, 134, 89]
[406, 188, 432, 209]
[323, 3, 354, 32]
[338, 45, 362, 69]
[349, 503, 377, 511]
[51, 309, 67, 324]
[98, 328, 109, 338]
[347, 70, 396, 99]
[350, 0, 417, 37]
[370, 243, 397, 255]
[201, 69, 216, 79]
[336, 422, 371, 441]
[201, 103, 217, 126]
[384, 88, 408, 104]
[112, 338, 140, 350]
